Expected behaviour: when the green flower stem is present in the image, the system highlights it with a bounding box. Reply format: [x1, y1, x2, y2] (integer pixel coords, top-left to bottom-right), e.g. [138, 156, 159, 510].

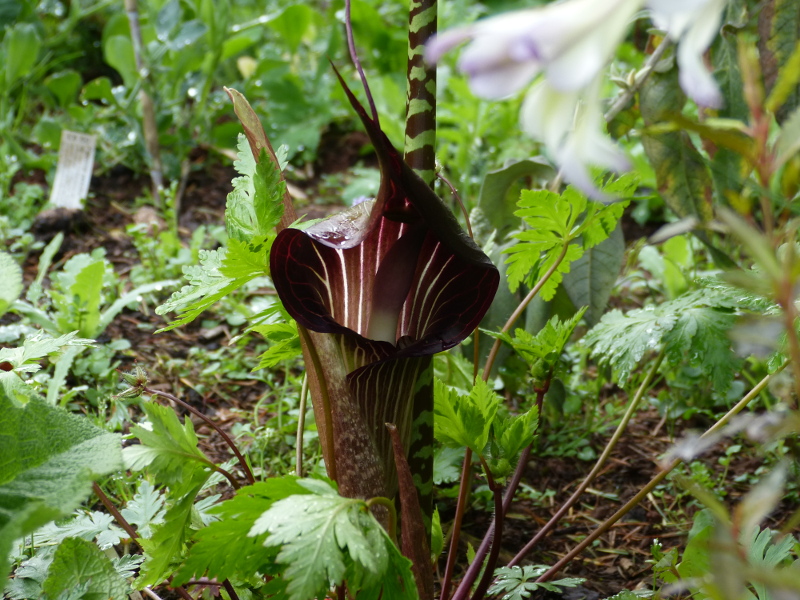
[483, 243, 570, 378]
[146, 387, 255, 486]
[297, 327, 337, 483]
[366, 497, 398, 541]
[296, 373, 309, 477]
[535, 366, 779, 583]
[508, 349, 666, 567]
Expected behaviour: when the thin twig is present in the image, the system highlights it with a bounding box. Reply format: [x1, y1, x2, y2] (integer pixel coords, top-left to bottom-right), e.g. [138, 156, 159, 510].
[146, 387, 255, 486]
[141, 588, 165, 600]
[439, 448, 474, 600]
[438, 172, 473, 239]
[465, 459, 503, 600]
[223, 579, 241, 600]
[93, 482, 139, 545]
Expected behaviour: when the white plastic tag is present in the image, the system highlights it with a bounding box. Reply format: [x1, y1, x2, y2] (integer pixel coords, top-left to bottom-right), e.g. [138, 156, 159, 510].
[49, 130, 96, 209]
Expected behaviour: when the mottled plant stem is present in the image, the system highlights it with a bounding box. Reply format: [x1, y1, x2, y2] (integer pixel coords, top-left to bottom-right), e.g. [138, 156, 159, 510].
[535, 367, 779, 582]
[145, 387, 255, 486]
[404, 0, 437, 186]
[508, 350, 665, 567]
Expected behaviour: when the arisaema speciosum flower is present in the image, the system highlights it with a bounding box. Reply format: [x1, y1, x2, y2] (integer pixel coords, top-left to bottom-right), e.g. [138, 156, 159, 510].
[269, 69, 499, 506]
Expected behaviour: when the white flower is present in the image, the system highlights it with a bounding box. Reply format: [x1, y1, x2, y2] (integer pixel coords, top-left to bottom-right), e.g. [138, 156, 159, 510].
[425, 0, 728, 197]
[426, 0, 641, 98]
[521, 76, 630, 199]
[647, 0, 728, 108]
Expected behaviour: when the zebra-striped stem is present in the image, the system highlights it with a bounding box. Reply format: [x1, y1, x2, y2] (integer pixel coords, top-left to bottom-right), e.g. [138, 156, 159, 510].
[404, 0, 437, 187]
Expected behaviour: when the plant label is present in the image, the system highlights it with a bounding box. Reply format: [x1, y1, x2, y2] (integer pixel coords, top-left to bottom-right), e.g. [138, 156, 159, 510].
[49, 130, 96, 210]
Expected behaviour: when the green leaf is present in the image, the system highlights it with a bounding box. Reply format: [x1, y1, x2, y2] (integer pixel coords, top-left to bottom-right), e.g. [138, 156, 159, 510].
[49, 254, 110, 338]
[488, 406, 538, 479]
[155, 248, 252, 331]
[711, 28, 748, 201]
[41, 538, 127, 600]
[124, 404, 215, 587]
[102, 35, 137, 88]
[137, 489, 205, 588]
[584, 307, 676, 384]
[252, 320, 301, 369]
[250, 479, 417, 600]
[32, 511, 124, 550]
[488, 565, 585, 599]
[269, 4, 314, 54]
[0, 251, 23, 318]
[123, 402, 212, 494]
[434, 377, 500, 453]
[585, 283, 751, 388]
[500, 308, 586, 385]
[225, 137, 285, 243]
[504, 183, 627, 299]
[5, 22, 41, 88]
[120, 481, 165, 539]
[26, 232, 63, 305]
[759, 0, 800, 122]
[476, 158, 554, 237]
[0, 331, 93, 376]
[45, 70, 82, 107]
[562, 225, 624, 326]
[157, 138, 284, 331]
[661, 291, 738, 391]
[0, 387, 122, 584]
[219, 237, 272, 280]
[433, 446, 463, 485]
[677, 509, 715, 580]
[173, 477, 309, 585]
[112, 554, 144, 580]
[640, 68, 713, 223]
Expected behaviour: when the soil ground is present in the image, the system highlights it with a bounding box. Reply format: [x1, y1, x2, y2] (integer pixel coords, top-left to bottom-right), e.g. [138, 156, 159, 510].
[6, 137, 778, 599]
